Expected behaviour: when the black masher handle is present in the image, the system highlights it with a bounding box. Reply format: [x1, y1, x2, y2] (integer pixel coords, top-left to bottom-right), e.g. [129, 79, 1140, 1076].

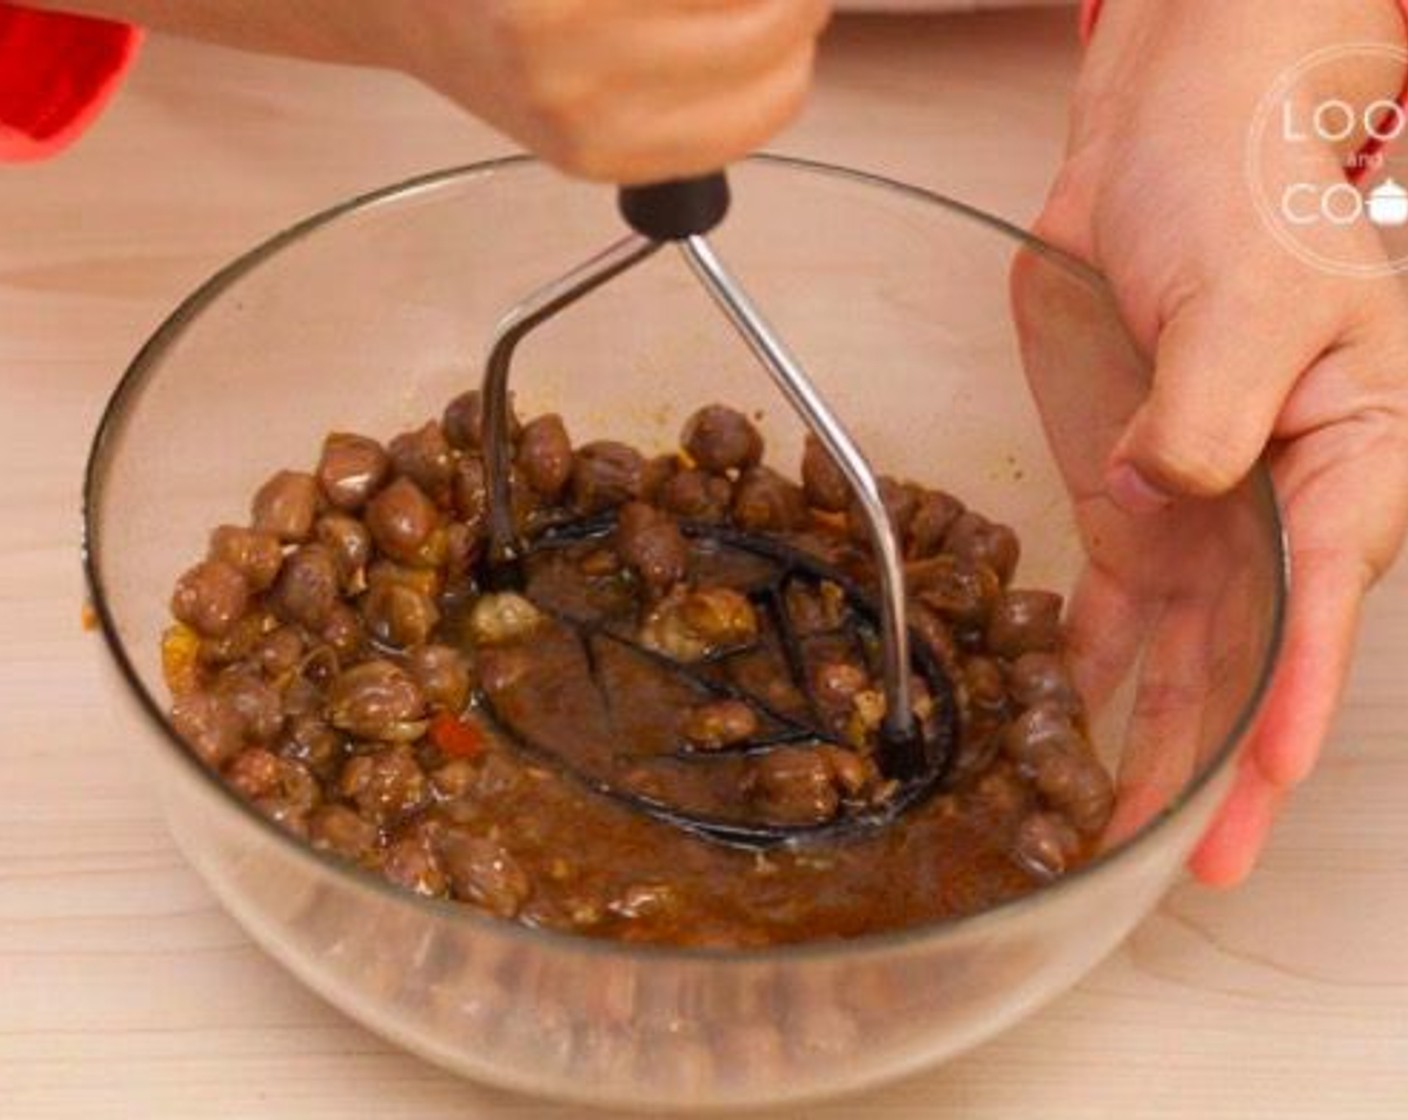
[618, 174, 731, 241]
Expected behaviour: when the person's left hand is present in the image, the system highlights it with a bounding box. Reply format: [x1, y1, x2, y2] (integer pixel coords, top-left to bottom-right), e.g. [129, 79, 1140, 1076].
[1032, 0, 1408, 883]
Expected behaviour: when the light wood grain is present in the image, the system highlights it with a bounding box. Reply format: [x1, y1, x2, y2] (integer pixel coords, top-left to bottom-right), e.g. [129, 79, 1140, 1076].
[1, 12, 1405, 1118]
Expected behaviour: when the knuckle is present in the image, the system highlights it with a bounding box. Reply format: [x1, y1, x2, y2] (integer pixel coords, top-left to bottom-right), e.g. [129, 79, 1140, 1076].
[750, 44, 816, 135]
[489, 0, 581, 46]
[1138, 424, 1252, 497]
[487, 2, 593, 115]
[792, 0, 835, 36]
[567, 145, 630, 183]
[1040, 159, 1095, 224]
[484, 2, 541, 58]
[780, 43, 818, 103]
[517, 74, 606, 158]
[545, 133, 620, 181]
[552, 120, 662, 183]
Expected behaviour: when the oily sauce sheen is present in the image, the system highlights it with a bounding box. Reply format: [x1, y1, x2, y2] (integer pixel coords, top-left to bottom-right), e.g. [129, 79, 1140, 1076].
[162, 397, 1114, 948]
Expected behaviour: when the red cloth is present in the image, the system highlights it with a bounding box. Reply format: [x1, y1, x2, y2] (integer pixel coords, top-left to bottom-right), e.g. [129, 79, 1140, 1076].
[1079, 0, 1100, 41]
[0, 4, 139, 161]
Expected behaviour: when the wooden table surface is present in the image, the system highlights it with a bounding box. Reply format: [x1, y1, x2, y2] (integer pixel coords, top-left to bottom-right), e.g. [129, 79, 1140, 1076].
[2, 11, 1406, 1118]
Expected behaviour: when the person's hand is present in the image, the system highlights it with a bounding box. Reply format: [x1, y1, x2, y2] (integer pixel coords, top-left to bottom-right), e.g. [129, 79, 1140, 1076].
[29, 0, 831, 182]
[395, 0, 832, 182]
[1033, 0, 1408, 884]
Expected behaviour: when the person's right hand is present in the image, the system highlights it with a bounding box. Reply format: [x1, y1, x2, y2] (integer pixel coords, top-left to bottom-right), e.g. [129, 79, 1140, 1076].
[395, 1, 832, 183]
[30, 0, 831, 183]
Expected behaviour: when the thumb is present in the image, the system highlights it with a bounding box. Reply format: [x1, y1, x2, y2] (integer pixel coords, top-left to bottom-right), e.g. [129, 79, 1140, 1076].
[1107, 277, 1336, 511]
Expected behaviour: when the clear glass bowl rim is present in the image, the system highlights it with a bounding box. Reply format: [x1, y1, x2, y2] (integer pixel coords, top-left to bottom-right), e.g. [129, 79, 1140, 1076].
[81, 153, 1290, 965]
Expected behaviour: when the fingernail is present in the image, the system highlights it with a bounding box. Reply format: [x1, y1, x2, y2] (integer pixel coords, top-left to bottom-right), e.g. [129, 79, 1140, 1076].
[1107, 462, 1175, 516]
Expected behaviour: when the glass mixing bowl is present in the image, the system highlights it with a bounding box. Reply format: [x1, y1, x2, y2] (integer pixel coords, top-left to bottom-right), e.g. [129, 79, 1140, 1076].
[83, 156, 1286, 1110]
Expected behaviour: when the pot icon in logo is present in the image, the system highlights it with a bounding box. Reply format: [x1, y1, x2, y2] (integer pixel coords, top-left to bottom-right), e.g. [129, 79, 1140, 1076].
[1367, 178, 1408, 227]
